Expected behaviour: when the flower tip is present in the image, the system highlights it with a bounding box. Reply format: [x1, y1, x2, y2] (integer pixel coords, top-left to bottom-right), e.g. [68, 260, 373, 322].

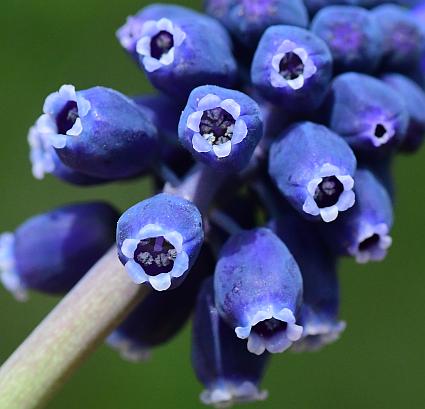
[292, 320, 346, 353]
[200, 382, 268, 408]
[106, 332, 151, 363]
[0, 233, 27, 302]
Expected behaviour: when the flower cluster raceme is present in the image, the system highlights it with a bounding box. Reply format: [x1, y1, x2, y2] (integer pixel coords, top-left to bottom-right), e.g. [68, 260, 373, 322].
[2, 1, 425, 407]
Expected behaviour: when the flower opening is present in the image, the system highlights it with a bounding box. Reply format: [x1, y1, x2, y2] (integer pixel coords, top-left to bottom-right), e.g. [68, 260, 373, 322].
[303, 163, 355, 223]
[270, 40, 317, 90]
[136, 18, 186, 72]
[187, 94, 248, 158]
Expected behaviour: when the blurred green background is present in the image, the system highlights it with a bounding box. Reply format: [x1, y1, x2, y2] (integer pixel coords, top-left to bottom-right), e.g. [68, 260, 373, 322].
[0, 0, 424, 408]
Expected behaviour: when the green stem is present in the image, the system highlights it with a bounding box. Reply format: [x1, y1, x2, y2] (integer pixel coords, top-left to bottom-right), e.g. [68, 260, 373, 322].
[0, 248, 149, 409]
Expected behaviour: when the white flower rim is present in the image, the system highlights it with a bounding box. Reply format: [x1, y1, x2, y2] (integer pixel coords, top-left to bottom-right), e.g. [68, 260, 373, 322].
[106, 331, 151, 362]
[121, 223, 189, 291]
[136, 18, 186, 73]
[270, 40, 317, 90]
[0, 233, 28, 301]
[363, 118, 396, 147]
[350, 222, 392, 263]
[28, 116, 56, 180]
[42, 84, 91, 149]
[292, 319, 346, 352]
[235, 307, 303, 355]
[186, 93, 248, 159]
[201, 380, 268, 408]
[302, 163, 356, 223]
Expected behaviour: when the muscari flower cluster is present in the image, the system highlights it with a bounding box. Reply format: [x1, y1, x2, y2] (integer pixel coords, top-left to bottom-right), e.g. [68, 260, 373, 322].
[1, 0, 424, 406]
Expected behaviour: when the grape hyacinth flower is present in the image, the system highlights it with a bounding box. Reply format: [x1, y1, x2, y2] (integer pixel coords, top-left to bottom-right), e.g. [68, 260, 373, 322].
[192, 278, 269, 406]
[3, 0, 425, 406]
[28, 117, 107, 186]
[321, 169, 393, 263]
[270, 212, 345, 352]
[311, 6, 383, 73]
[251, 25, 333, 113]
[382, 73, 425, 153]
[269, 122, 357, 223]
[117, 4, 230, 58]
[116, 193, 204, 291]
[203, 0, 308, 51]
[118, 5, 237, 99]
[107, 246, 214, 361]
[373, 4, 425, 71]
[0, 202, 118, 300]
[36, 84, 159, 179]
[178, 85, 263, 172]
[325, 73, 409, 154]
[214, 228, 303, 355]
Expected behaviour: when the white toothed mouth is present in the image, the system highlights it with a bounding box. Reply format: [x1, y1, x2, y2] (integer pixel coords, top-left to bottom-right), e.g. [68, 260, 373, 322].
[270, 39, 317, 91]
[362, 117, 396, 147]
[351, 223, 392, 263]
[106, 331, 151, 362]
[302, 163, 355, 223]
[121, 223, 189, 291]
[235, 307, 303, 355]
[42, 84, 91, 149]
[187, 93, 248, 159]
[200, 380, 268, 408]
[136, 18, 186, 73]
[292, 319, 346, 352]
[0, 233, 28, 302]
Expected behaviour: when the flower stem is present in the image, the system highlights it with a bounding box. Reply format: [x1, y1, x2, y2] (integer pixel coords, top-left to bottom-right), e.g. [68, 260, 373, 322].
[0, 248, 149, 409]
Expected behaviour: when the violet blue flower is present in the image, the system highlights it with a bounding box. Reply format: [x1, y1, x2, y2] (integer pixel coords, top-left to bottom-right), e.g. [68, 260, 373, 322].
[107, 246, 214, 361]
[321, 169, 393, 263]
[270, 212, 345, 352]
[269, 122, 357, 223]
[192, 277, 269, 406]
[178, 85, 263, 173]
[204, 0, 308, 50]
[118, 5, 237, 100]
[326, 73, 409, 154]
[373, 4, 425, 71]
[37, 84, 159, 179]
[28, 117, 107, 186]
[251, 25, 333, 113]
[116, 193, 204, 291]
[117, 4, 230, 59]
[311, 6, 383, 73]
[382, 73, 425, 153]
[0, 202, 118, 300]
[214, 228, 303, 355]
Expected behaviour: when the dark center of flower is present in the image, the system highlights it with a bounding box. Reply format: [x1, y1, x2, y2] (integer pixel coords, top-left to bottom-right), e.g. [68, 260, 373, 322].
[150, 31, 174, 60]
[374, 123, 387, 139]
[358, 233, 380, 252]
[56, 101, 79, 135]
[314, 176, 344, 208]
[133, 236, 177, 276]
[279, 52, 304, 80]
[252, 318, 288, 338]
[199, 107, 235, 145]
